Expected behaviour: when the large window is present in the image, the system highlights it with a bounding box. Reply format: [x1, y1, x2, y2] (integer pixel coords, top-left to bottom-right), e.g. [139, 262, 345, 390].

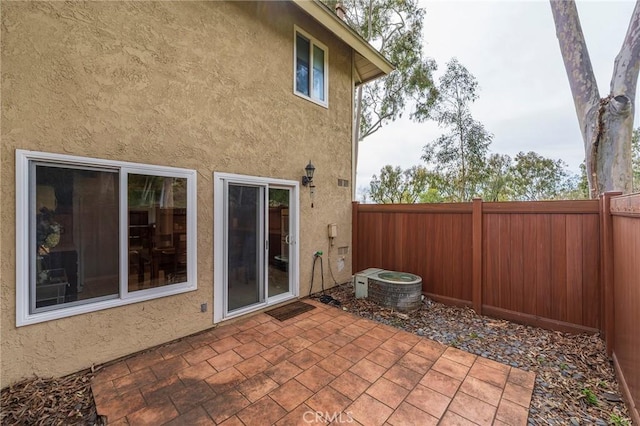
[16, 151, 197, 326]
[294, 27, 328, 106]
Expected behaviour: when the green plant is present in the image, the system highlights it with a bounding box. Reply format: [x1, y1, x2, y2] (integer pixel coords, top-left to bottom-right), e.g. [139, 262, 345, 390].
[469, 332, 479, 339]
[559, 362, 568, 370]
[581, 388, 598, 406]
[609, 413, 629, 426]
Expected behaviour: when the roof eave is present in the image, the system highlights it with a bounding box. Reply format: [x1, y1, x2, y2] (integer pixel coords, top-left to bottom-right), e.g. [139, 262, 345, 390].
[290, 0, 394, 85]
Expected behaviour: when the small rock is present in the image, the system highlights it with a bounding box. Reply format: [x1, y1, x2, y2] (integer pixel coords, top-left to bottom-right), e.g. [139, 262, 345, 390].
[602, 392, 622, 402]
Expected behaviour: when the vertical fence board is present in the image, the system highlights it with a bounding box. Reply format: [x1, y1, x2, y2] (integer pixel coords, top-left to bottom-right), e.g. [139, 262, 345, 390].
[352, 202, 358, 274]
[566, 215, 584, 325]
[423, 214, 434, 294]
[499, 214, 511, 309]
[451, 214, 463, 300]
[536, 214, 552, 319]
[404, 214, 422, 280]
[483, 214, 499, 307]
[432, 214, 443, 295]
[462, 212, 474, 302]
[550, 215, 567, 322]
[522, 216, 537, 315]
[582, 213, 600, 329]
[472, 199, 483, 313]
[444, 214, 455, 298]
[510, 214, 525, 313]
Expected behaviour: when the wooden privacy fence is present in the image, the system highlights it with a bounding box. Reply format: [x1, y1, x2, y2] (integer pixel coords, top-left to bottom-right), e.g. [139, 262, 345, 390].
[352, 193, 639, 423]
[352, 199, 601, 333]
[604, 193, 640, 424]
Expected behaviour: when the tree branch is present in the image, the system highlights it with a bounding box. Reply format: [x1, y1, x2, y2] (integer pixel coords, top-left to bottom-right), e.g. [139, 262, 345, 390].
[549, 0, 600, 142]
[610, 0, 640, 101]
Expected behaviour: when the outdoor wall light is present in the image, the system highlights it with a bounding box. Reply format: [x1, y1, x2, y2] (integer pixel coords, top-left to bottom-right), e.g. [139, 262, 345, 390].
[302, 161, 315, 186]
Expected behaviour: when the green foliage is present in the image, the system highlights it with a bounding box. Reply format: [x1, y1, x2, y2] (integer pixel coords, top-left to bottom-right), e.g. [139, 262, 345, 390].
[479, 153, 513, 201]
[510, 151, 569, 201]
[581, 388, 599, 406]
[609, 413, 630, 426]
[326, 0, 438, 140]
[368, 164, 433, 203]
[420, 59, 492, 201]
[419, 187, 445, 203]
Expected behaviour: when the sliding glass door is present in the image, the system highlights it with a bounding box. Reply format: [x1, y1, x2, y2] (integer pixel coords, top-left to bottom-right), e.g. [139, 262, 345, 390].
[214, 174, 298, 322]
[268, 188, 291, 299]
[226, 184, 263, 311]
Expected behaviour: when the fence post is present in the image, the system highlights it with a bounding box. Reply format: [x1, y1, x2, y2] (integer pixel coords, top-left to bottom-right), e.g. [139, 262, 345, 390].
[600, 191, 620, 356]
[352, 201, 359, 274]
[472, 198, 483, 314]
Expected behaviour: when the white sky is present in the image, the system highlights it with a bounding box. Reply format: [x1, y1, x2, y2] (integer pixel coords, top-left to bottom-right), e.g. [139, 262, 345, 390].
[356, 0, 640, 197]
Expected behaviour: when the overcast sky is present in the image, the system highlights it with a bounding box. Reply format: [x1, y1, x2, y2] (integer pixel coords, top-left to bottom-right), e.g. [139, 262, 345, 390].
[356, 0, 639, 197]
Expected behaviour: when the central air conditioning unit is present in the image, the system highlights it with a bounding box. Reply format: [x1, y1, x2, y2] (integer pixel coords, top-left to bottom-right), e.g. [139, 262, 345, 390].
[353, 268, 383, 299]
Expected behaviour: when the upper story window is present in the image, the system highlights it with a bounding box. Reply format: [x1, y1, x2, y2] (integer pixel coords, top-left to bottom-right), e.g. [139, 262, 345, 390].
[16, 150, 197, 326]
[294, 27, 328, 107]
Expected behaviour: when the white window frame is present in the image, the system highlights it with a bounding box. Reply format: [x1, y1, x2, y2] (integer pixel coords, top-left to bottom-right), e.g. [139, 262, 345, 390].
[16, 150, 198, 326]
[213, 172, 300, 323]
[293, 26, 329, 108]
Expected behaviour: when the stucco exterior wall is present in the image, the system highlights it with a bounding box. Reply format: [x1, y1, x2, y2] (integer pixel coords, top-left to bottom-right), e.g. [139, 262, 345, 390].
[1, 1, 355, 385]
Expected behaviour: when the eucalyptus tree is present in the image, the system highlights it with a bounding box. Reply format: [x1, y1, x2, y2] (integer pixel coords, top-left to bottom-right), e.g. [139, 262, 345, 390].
[480, 153, 513, 202]
[550, 0, 640, 197]
[368, 164, 431, 203]
[420, 59, 492, 202]
[510, 151, 569, 201]
[323, 0, 438, 173]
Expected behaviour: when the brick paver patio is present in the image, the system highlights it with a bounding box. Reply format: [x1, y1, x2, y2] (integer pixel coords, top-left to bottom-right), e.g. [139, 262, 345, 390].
[92, 299, 535, 425]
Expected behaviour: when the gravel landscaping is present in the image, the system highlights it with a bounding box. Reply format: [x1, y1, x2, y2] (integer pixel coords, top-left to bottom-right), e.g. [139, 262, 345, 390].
[314, 282, 633, 426]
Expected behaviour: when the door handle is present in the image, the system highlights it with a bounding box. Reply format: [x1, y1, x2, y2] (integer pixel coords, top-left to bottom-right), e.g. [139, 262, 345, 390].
[285, 234, 291, 244]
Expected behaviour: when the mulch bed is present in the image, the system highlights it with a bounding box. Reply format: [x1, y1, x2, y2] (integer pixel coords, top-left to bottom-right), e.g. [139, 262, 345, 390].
[0, 368, 102, 426]
[314, 282, 633, 426]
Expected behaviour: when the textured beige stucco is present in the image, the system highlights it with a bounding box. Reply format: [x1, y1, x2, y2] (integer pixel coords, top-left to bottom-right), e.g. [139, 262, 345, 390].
[1, 1, 355, 385]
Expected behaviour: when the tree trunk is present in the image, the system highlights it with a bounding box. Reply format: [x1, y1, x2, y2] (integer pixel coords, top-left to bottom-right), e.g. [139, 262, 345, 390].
[550, 0, 639, 197]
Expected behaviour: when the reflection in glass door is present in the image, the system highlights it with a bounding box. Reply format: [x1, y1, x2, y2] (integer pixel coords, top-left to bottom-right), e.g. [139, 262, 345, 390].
[215, 173, 298, 323]
[268, 188, 290, 298]
[227, 184, 263, 312]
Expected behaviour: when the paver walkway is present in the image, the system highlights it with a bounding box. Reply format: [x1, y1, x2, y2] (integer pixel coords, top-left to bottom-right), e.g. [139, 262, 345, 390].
[92, 299, 535, 425]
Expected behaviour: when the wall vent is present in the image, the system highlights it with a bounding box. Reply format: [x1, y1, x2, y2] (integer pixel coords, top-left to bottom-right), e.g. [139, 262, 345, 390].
[338, 246, 349, 255]
[337, 178, 349, 187]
